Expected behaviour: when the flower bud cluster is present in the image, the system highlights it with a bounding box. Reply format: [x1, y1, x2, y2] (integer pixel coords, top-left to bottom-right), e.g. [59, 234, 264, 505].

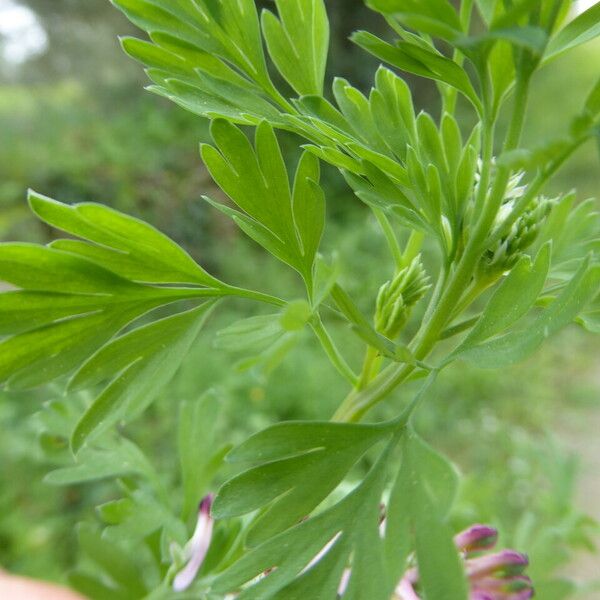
[396, 524, 534, 600]
[374, 256, 430, 339]
[478, 196, 554, 277]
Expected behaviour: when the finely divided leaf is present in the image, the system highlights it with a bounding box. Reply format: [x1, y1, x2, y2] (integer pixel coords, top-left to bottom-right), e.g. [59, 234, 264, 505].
[213, 421, 390, 547]
[70, 303, 216, 453]
[460, 260, 600, 368]
[262, 0, 329, 96]
[352, 32, 482, 114]
[453, 243, 551, 356]
[29, 191, 218, 286]
[385, 431, 466, 600]
[211, 432, 395, 600]
[201, 121, 325, 282]
[366, 0, 463, 41]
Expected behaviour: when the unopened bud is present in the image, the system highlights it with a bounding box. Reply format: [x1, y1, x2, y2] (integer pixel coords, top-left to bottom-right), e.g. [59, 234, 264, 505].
[375, 256, 429, 338]
[454, 524, 498, 554]
[478, 196, 554, 278]
[466, 550, 529, 579]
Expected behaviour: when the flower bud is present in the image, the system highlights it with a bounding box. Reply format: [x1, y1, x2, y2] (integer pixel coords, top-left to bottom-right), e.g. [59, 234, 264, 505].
[454, 524, 498, 554]
[374, 256, 429, 338]
[466, 550, 529, 579]
[478, 196, 554, 279]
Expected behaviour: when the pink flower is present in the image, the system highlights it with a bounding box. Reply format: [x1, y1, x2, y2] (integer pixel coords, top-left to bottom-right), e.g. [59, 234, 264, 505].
[173, 494, 214, 592]
[395, 524, 534, 600]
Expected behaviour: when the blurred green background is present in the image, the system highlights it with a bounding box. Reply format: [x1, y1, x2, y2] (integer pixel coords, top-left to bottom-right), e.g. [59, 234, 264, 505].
[1, 0, 599, 596]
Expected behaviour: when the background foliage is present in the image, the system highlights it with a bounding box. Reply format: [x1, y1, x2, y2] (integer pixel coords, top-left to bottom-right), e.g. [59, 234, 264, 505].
[0, 0, 599, 596]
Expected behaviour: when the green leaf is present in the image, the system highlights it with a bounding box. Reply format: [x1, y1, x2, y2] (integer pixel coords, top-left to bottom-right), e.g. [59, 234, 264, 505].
[0, 198, 220, 390]
[262, 0, 329, 96]
[370, 67, 416, 160]
[44, 437, 154, 485]
[148, 73, 280, 125]
[476, 0, 497, 24]
[213, 421, 390, 547]
[366, 0, 463, 41]
[201, 121, 325, 282]
[292, 152, 326, 271]
[70, 303, 217, 453]
[28, 191, 218, 286]
[123, 34, 255, 91]
[546, 196, 600, 277]
[457, 25, 548, 55]
[409, 433, 460, 519]
[201, 120, 295, 239]
[386, 431, 466, 600]
[454, 244, 551, 355]
[460, 260, 600, 368]
[113, 0, 272, 89]
[546, 2, 600, 60]
[179, 391, 222, 519]
[330, 283, 410, 359]
[77, 523, 147, 597]
[342, 167, 425, 231]
[585, 76, 600, 119]
[280, 300, 312, 331]
[214, 314, 284, 353]
[203, 196, 298, 270]
[352, 32, 482, 113]
[441, 113, 463, 178]
[212, 431, 395, 600]
[0, 301, 166, 390]
[333, 78, 389, 154]
[0, 243, 135, 294]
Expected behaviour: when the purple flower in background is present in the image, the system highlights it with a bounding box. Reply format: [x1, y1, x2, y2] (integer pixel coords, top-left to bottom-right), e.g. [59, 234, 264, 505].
[394, 524, 533, 600]
[173, 494, 214, 592]
[455, 524, 498, 554]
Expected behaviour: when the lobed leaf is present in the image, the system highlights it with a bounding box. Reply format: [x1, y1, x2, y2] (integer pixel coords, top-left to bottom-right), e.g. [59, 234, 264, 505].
[70, 303, 216, 453]
[214, 420, 390, 547]
[201, 120, 325, 283]
[366, 0, 463, 41]
[262, 0, 329, 96]
[211, 432, 395, 600]
[460, 260, 600, 368]
[453, 243, 552, 356]
[29, 190, 218, 286]
[352, 32, 482, 114]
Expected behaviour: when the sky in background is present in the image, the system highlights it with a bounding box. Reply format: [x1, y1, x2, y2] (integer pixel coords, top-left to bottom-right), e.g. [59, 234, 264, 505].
[0, 0, 47, 64]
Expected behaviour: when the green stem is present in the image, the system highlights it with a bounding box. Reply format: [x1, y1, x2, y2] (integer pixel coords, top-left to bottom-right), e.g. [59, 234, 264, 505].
[373, 208, 404, 270]
[223, 285, 287, 307]
[311, 314, 359, 386]
[440, 315, 480, 339]
[357, 346, 382, 390]
[402, 230, 425, 266]
[334, 76, 534, 423]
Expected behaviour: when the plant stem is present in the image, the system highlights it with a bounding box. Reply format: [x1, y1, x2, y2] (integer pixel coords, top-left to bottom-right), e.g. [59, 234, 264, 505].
[402, 230, 425, 265]
[311, 314, 359, 386]
[334, 75, 534, 423]
[373, 208, 404, 270]
[224, 286, 287, 307]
